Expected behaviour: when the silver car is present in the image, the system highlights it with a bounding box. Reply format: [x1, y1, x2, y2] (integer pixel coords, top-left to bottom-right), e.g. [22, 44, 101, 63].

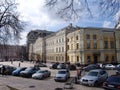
[54, 69, 70, 82]
[104, 64, 115, 70]
[80, 69, 108, 86]
[32, 70, 51, 79]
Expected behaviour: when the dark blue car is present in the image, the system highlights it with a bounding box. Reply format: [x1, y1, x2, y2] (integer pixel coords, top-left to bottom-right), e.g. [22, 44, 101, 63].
[20, 67, 40, 78]
[12, 67, 26, 76]
[103, 75, 120, 90]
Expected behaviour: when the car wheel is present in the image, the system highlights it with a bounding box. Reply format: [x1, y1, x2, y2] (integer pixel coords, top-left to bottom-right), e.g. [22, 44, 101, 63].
[94, 81, 98, 87]
[49, 74, 51, 77]
[65, 77, 68, 81]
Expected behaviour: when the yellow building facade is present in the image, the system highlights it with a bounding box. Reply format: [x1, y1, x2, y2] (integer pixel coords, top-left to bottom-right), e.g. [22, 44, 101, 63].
[67, 28, 120, 64]
[28, 25, 120, 64]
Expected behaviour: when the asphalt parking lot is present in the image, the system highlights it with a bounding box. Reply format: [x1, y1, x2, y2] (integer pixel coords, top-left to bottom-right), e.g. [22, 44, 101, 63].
[0, 61, 117, 90]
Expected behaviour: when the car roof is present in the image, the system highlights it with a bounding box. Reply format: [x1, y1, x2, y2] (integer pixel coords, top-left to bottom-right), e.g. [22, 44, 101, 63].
[110, 75, 120, 77]
[58, 69, 68, 71]
[89, 69, 104, 72]
[38, 70, 48, 71]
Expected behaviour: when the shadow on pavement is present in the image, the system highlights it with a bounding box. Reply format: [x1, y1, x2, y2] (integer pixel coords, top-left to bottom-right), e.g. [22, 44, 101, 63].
[7, 85, 19, 90]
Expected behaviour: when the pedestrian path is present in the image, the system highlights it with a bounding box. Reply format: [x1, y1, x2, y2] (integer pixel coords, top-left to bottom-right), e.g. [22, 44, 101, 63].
[0, 61, 35, 68]
[0, 84, 19, 90]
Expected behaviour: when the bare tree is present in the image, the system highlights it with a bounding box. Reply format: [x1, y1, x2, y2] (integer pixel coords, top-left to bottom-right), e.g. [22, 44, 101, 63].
[0, 0, 24, 44]
[45, 0, 120, 21]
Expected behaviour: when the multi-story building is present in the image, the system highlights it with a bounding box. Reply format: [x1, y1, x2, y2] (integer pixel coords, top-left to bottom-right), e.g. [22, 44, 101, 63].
[28, 24, 120, 64]
[115, 21, 120, 29]
[30, 24, 75, 63]
[0, 45, 26, 61]
[27, 30, 54, 61]
[67, 27, 120, 64]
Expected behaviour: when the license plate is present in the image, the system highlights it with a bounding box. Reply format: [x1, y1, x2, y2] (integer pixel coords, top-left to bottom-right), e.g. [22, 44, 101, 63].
[108, 85, 114, 87]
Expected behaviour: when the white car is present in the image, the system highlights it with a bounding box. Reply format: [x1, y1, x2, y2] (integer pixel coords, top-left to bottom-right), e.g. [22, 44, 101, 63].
[105, 64, 115, 69]
[54, 69, 70, 82]
[32, 70, 51, 79]
[80, 69, 108, 86]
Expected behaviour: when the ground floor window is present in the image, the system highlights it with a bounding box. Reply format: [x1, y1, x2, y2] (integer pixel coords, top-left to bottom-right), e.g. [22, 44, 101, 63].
[77, 56, 79, 62]
[105, 56, 109, 62]
[87, 56, 91, 63]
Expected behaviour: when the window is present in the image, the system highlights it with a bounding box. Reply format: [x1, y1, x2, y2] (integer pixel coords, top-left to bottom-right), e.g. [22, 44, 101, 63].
[110, 41, 114, 48]
[76, 43, 79, 49]
[59, 47, 61, 52]
[105, 56, 109, 62]
[67, 45, 69, 50]
[93, 42, 97, 49]
[86, 34, 90, 39]
[71, 37, 73, 41]
[59, 39, 61, 43]
[56, 48, 58, 52]
[62, 47, 64, 52]
[77, 56, 79, 62]
[76, 36, 78, 40]
[93, 34, 97, 39]
[56, 40, 58, 43]
[59, 56, 61, 61]
[67, 56, 69, 61]
[57, 56, 59, 61]
[71, 56, 73, 62]
[112, 56, 115, 61]
[104, 41, 108, 49]
[87, 56, 91, 63]
[87, 42, 90, 49]
[67, 38, 69, 42]
[62, 38, 64, 42]
[62, 56, 64, 61]
[71, 44, 73, 50]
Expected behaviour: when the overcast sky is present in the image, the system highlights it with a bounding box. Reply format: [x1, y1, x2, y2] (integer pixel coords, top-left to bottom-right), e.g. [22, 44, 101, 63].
[17, 0, 120, 45]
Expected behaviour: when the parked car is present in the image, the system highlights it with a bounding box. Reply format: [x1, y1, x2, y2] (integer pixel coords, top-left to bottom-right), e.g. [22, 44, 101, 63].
[32, 70, 51, 79]
[54, 69, 70, 82]
[12, 67, 26, 76]
[34, 63, 47, 67]
[116, 64, 120, 68]
[49, 63, 59, 69]
[80, 69, 108, 86]
[74, 63, 81, 67]
[20, 67, 40, 78]
[105, 64, 115, 69]
[0, 64, 3, 74]
[103, 75, 120, 90]
[68, 64, 76, 70]
[116, 64, 120, 70]
[84, 64, 101, 71]
[4, 65, 17, 75]
[57, 63, 66, 69]
[116, 68, 120, 75]
[97, 63, 104, 69]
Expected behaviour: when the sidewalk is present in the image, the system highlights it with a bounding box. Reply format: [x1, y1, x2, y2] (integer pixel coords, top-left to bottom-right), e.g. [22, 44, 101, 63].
[0, 84, 18, 90]
[0, 61, 35, 68]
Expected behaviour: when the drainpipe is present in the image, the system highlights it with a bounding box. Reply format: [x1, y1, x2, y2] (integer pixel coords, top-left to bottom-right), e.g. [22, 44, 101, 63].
[114, 31, 117, 64]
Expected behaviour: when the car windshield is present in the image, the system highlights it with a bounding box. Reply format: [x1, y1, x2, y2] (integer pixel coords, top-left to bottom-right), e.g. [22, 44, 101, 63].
[37, 70, 45, 73]
[87, 71, 98, 76]
[16, 68, 22, 71]
[107, 76, 120, 83]
[25, 68, 33, 71]
[58, 71, 66, 74]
